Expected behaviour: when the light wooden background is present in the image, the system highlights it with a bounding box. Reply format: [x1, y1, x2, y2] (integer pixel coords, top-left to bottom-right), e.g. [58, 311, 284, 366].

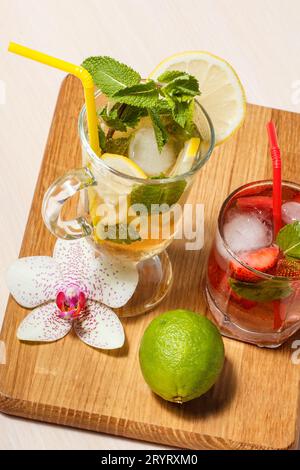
[0, 0, 300, 451]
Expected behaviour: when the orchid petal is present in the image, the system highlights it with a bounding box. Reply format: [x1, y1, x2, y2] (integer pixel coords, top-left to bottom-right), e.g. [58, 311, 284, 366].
[74, 300, 125, 349]
[17, 302, 72, 342]
[53, 238, 95, 290]
[88, 256, 138, 308]
[6, 257, 61, 308]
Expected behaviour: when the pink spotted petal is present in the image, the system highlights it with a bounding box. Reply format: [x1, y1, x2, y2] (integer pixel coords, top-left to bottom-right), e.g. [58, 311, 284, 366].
[74, 300, 125, 349]
[78, 291, 86, 309]
[53, 238, 95, 290]
[88, 256, 138, 308]
[56, 291, 65, 310]
[6, 257, 62, 308]
[17, 302, 72, 342]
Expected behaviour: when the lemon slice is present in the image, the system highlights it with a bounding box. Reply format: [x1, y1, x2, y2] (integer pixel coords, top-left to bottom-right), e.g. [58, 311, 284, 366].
[169, 137, 200, 176]
[150, 51, 246, 145]
[101, 153, 147, 178]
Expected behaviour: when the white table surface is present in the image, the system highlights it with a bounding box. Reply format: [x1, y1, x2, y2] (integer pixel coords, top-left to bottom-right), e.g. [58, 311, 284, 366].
[1, 0, 300, 450]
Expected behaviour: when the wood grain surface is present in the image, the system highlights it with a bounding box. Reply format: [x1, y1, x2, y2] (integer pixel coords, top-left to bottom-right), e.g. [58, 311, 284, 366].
[0, 75, 300, 450]
[2, 0, 300, 451]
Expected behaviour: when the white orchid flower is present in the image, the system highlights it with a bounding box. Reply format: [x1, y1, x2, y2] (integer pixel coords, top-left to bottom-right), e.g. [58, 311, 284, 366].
[6, 238, 138, 349]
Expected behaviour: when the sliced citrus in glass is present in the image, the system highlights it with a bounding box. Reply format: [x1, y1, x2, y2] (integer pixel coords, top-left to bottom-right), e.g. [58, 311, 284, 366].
[168, 137, 200, 176]
[101, 153, 147, 178]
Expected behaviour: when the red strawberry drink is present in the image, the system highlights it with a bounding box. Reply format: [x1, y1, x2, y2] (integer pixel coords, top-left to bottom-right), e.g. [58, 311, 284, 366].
[206, 180, 300, 347]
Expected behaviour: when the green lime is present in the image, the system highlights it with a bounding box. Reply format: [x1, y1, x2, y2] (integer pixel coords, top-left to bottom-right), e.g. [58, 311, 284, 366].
[139, 309, 224, 403]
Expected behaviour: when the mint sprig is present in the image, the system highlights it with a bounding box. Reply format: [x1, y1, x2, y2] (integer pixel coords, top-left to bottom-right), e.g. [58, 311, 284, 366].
[229, 278, 292, 302]
[158, 71, 200, 130]
[276, 221, 300, 259]
[82, 56, 200, 151]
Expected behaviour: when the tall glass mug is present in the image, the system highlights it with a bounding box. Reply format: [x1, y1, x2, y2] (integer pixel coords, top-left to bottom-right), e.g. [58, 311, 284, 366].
[43, 91, 215, 316]
[206, 180, 300, 347]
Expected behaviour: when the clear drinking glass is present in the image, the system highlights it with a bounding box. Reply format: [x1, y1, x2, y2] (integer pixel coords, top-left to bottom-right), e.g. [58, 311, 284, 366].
[42, 91, 215, 316]
[206, 180, 300, 347]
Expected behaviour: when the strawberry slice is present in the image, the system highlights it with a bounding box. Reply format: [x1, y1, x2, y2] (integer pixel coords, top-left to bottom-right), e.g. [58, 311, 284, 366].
[276, 258, 300, 279]
[229, 245, 279, 281]
[236, 196, 273, 211]
[208, 259, 258, 309]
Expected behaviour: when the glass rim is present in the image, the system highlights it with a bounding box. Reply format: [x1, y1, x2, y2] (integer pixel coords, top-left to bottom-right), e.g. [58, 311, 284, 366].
[78, 90, 215, 185]
[218, 179, 300, 280]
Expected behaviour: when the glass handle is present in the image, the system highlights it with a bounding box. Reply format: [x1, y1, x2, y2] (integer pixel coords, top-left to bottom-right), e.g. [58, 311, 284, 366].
[42, 167, 97, 240]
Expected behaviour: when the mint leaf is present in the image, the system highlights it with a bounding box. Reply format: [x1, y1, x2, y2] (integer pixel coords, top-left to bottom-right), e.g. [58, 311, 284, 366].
[98, 126, 106, 151]
[185, 100, 196, 135]
[157, 70, 188, 82]
[99, 105, 127, 131]
[158, 70, 200, 129]
[130, 180, 187, 211]
[105, 137, 130, 155]
[153, 99, 173, 115]
[229, 278, 292, 302]
[163, 75, 200, 102]
[172, 101, 189, 128]
[276, 221, 300, 259]
[170, 100, 198, 134]
[120, 105, 147, 128]
[112, 81, 159, 108]
[159, 71, 200, 102]
[148, 108, 168, 151]
[162, 115, 191, 140]
[100, 104, 147, 133]
[82, 56, 140, 96]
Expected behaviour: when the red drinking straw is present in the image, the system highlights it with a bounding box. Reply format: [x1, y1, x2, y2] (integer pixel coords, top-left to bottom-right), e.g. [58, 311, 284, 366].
[267, 122, 283, 330]
[267, 122, 282, 235]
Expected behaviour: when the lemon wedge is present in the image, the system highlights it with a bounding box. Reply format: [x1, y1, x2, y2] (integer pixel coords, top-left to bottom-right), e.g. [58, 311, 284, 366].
[150, 51, 246, 145]
[169, 137, 200, 176]
[101, 153, 147, 178]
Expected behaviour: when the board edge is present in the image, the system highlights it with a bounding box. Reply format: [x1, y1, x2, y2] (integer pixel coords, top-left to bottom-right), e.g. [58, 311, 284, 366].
[0, 390, 298, 450]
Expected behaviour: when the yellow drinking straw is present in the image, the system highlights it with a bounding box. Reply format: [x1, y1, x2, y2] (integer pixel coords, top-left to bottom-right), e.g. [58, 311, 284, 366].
[8, 42, 100, 155]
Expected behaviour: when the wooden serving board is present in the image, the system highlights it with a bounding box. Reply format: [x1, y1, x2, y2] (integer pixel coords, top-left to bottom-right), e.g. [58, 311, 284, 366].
[1, 75, 300, 450]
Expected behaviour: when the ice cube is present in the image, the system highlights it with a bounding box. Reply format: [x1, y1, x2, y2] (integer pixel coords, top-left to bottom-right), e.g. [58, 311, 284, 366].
[128, 127, 176, 176]
[223, 212, 272, 253]
[282, 201, 300, 224]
